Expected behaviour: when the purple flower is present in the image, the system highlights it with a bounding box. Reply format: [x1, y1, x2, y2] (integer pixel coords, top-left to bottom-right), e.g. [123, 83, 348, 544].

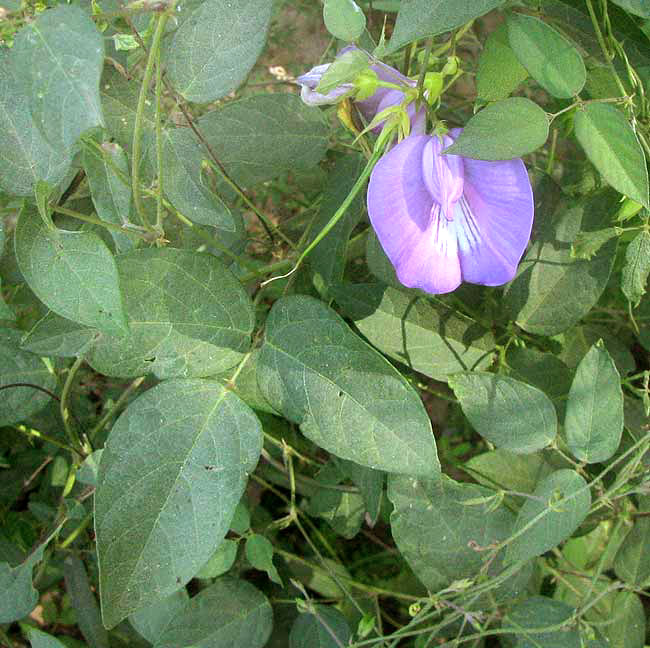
[367, 130, 534, 294]
[296, 47, 426, 135]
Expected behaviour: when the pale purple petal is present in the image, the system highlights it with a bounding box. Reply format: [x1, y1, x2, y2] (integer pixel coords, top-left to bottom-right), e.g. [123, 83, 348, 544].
[458, 156, 534, 285]
[422, 136, 464, 219]
[367, 135, 462, 294]
[296, 63, 353, 105]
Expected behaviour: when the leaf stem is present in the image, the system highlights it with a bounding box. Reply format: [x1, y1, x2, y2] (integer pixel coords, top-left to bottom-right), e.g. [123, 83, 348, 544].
[51, 205, 150, 239]
[154, 37, 165, 233]
[60, 355, 85, 454]
[89, 376, 145, 441]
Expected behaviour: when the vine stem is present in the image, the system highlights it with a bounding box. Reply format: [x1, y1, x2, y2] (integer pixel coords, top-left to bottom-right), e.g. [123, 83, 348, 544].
[60, 355, 85, 454]
[132, 10, 173, 231]
[51, 205, 150, 240]
[154, 36, 165, 233]
[89, 376, 145, 441]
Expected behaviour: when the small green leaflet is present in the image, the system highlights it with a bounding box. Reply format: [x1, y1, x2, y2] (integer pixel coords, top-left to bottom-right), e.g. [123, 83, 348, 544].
[449, 372, 557, 454]
[564, 342, 624, 463]
[574, 103, 649, 209]
[323, 0, 366, 41]
[622, 230, 650, 304]
[290, 607, 352, 648]
[506, 13, 586, 98]
[245, 534, 282, 585]
[445, 98, 549, 160]
[257, 295, 440, 477]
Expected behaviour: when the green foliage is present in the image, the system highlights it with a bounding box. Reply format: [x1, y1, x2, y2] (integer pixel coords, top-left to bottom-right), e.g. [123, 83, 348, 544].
[323, 0, 366, 42]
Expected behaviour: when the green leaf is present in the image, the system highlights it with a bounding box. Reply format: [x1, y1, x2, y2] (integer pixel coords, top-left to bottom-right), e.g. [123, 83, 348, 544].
[336, 458, 383, 525]
[290, 607, 351, 648]
[195, 539, 238, 579]
[165, 0, 272, 103]
[505, 469, 591, 564]
[606, 591, 646, 648]
[310, 154, 365, 293]
[610, 0, 650, 18]
[82, 134, 136, 253]
[77, 450, 103, 487]
[332, 283, 494, 381]
[622, 230, 650, 304]
[198, 94, 329, 188]
[614, 499, 650, 586]
[152, 578, 272, 648]
[388, 474, 526, 595]
[129, 590, 189, 644]
[0, 526, 59, 623]
[316, 48, 369, 94]
[307, 488, 366, 539]
[0, 280, 15, 321]
[21, 311, 96, 358]
[0, 50, 71, 196]
[505, 596, 581, 648]
[505, 192, 619, 335]
[476, 24, 528, 102]
[575, 104, 649, 208]
[161, 128, 235, 231]
[26, 628, 68, 648]
[444, 97, 549, 160]
[10, 6, 104, 153]
[565, 342, 624, 463]
[257, 295, 439, 477]
[14, 207, 128, 336]
[571, 227, 619, 260]
[0, 328, 57, 427]
[87, 248, 254, 379]
[450, 372, 557, 454]
[63, 554, 109, 648]
[388, 0, 504, 52]
[95, 379, 263, 628]
[323, 0, 366, 42]
[506, 13, 585, 98]
[245, 534, 282, 585]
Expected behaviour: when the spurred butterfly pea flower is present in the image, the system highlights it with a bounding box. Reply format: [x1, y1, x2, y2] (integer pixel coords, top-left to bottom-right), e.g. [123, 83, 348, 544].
[296, 47, 426, 135]
[367, 130, 534, 294]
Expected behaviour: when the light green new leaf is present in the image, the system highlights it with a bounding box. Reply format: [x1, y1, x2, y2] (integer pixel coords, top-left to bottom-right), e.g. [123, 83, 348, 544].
[389, 474, 528, 597]
[507, 13, 586, 98]
[505, 596, 581, 648]
[257, 296, 439, 477]
[152, 578, 272, 648]
[0, 328, 56, 427]
[26, 628, 68, 648]
[0, 51, 71, 196]
[199, 94, 329, 188]
[388, 0, 504, 52]
[449, 372, 557, 454]
[129, 590, 189, 644]
[505, 469, 591, 564]
[82, 135, 135, 253]
[95, 379, 263, 628]
[165, 0, 272, 103]
[575, 103, 649, 208]
[622, 230, 650, 304]
[565, 343, 624, 463]
[323, 0, 366, 41]
[310, 154, 365, 293]
[87, 248, 254, 379]
[64, 555, 109, 648]
[15, 207, 128, 336]
[10, 6, 104, 153]
[316, 48, 369, 94]
[505, 192, 618, 335]
[332, 283, 494, 381]
[245, 534, 282, 585]
[610, 0, 650, 17]
[445, 97, 549, 160]
[476, 24, 528, 102]
[161, 128, 235, 230]
[21, 311, 96, 358]
[290, 607, 351, 648]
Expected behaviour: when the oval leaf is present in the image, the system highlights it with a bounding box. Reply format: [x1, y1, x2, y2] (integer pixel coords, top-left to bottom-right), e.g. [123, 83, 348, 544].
[505, 469, 591, 564]
[129, 591, 189, 644]
[164, 0, 272, 103]
[87, 248, 254, 378]
[10, 5, 104, 153]
[257, 295, 439, 477]
[152, 578, 272, 648]
[323, 0, 366, 41]
[290, 607, 352, 648]
[565, 342, 624, 463]
[0, 329, 56, 427]
[614, 498, 650, 586]
[445, 97, 549, 160]
[95, 379, 263, 628]
[507, 13, 586, 98]
[15, 207, 128, 336]
[332, 283, 495, 381]
[21, 311, 96, 358]
[449, 372, 557, 454]
[575, 103, 649, 208]
[622, 230, 650, 304]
